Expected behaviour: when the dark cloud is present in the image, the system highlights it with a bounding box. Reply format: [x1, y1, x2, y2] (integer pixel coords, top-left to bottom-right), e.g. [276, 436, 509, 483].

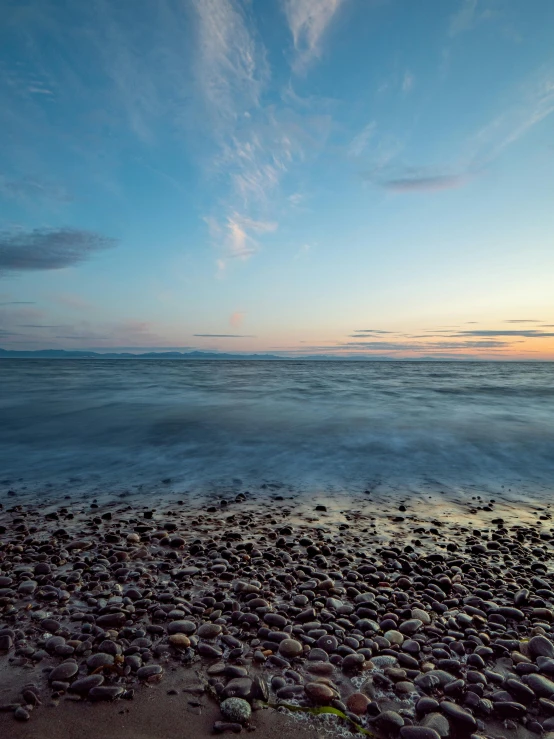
[55, 336, 111, 340]
[0, 301, 36, 305]
[353, 329, 393, 334]
[343, 340, 508, 350]
[504, 319, 543, 323]
[0, 228, 117, 274]
[455, 330, 554, 338]
[18, 324, 64, 328]
[194, 334, 256, 338]
[381, 174, 466, 192]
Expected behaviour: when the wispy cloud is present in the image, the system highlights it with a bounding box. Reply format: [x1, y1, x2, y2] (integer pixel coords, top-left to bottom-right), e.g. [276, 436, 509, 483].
[0, 228, 116, 274]
[192, 0, 267, 121]
[283, 0, 347, 72]
[192, 1, 324, 272]
[348, 121, 377, 158]
[206, 214, 277, 268]
[0, 301, 36, 306]
[381, 174, 467, 192]
[471, 66, 554, 161]
[401, 70, 415, 93]
[0, 175, 72, 203]
[449, 0, 479, 37]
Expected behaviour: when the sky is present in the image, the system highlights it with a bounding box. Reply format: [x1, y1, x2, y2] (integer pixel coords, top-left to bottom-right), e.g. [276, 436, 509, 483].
[0, 0, 553, 359]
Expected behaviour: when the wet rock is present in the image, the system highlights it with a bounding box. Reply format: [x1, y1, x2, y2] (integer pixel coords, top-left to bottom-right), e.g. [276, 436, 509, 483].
[0, 635, 13, 651]
[86, 653, 115, 671]
[399, 619, 422, 635]
[169, 634, 190, 648]
[68, 675, 105, 695]
[528, 635, 554, 660]
[342, 653, 365, 672]
[421, 712, 450, 737]
[167, 620, 196, 635]
[96, 612, 126, 628]
[304, 682, 335, 704]
[137, 664, 163, 682]
[524, 673, 554, 697]
[197, 623, 222, 639]
[14, 707, 30, 721]
[278, 639, 303, 659]
[49, 662, 78, 682]
[220, 698, 251, 724]
[374, 710, 405, 733]
[347, 692, 370, 715]
[439, 702, 477, 732]
[88, 686, 125, 701]
[400, 729, 441, 739]
[222, 678, 254, 700]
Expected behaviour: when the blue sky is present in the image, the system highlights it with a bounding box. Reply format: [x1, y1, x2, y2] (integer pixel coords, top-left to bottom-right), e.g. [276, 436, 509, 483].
[1, 0, 554, 358]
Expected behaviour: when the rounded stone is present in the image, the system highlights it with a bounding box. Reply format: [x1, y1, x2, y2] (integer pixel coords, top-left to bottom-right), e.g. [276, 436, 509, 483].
[69, 675, 105, 695]
[412, 608, 431, 625]
[439, 701, 477, 731]
[96, 612, 126, 628]
[400, 728, 441, 739]
[384, 630, 404, 645]
[304, 682, 335, 704]
[169, 634, 190, 648]
[342, 653, 365, 672]
[278, 639, 303, 659]
[220, 697, 252, 724]
[88, 686, 124, 701]
[399, 619, 423, 635]
[137, 664, 163, 682]
[346, 692, 370, 715]
[528, 635, 554, 660]
[197, 623, 222, 639]
[167, 620, 196, 635]
[421, 712, 450, 737]
[49, 662, 78, 682]
[86, 653, 115, 671]
[316, 634, 338, 653]
[375, 710, 405, 732]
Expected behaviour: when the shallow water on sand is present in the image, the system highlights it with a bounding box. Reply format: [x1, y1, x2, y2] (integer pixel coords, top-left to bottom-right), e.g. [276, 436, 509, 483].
[0, 359, 553, 501]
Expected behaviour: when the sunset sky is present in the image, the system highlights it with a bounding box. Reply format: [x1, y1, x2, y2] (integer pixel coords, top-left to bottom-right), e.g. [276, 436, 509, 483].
[1, 0, 553, 359]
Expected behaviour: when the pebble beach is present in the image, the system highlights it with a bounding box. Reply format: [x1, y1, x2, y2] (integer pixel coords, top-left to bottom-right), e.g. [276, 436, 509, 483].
[2, 487, 554, 739]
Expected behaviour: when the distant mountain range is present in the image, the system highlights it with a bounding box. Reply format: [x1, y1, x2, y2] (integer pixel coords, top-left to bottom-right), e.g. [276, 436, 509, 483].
[0, 348, 531, 361]
[0, 348, 288, 360]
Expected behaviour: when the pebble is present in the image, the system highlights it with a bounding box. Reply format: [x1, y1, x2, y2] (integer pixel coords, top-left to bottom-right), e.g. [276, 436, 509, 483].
[346, 692, 370, 714]
[220, 698, 251, 724]
[278, 639, 303, 659]
[304, 682, 335, 704]
[49, 662, 78, 682]
[2, 493, 554, 738]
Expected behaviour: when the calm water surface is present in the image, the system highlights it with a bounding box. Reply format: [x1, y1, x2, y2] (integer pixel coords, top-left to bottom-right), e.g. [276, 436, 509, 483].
[0, 360, 553, 501]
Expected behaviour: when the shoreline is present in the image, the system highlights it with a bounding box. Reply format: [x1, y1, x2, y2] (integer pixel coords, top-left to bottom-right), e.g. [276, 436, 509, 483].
[1, 490, 554, 738]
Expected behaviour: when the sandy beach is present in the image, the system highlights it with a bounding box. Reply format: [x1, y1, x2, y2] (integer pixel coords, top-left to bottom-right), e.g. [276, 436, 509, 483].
[1, 487, 554, 738]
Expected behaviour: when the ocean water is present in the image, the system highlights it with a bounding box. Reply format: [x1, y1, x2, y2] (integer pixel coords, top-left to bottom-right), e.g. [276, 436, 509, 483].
[0, 359, 553, 501]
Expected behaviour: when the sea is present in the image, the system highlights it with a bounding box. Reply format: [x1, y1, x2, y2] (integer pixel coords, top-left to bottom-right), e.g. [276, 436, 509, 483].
[0, 359, 553, 502]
